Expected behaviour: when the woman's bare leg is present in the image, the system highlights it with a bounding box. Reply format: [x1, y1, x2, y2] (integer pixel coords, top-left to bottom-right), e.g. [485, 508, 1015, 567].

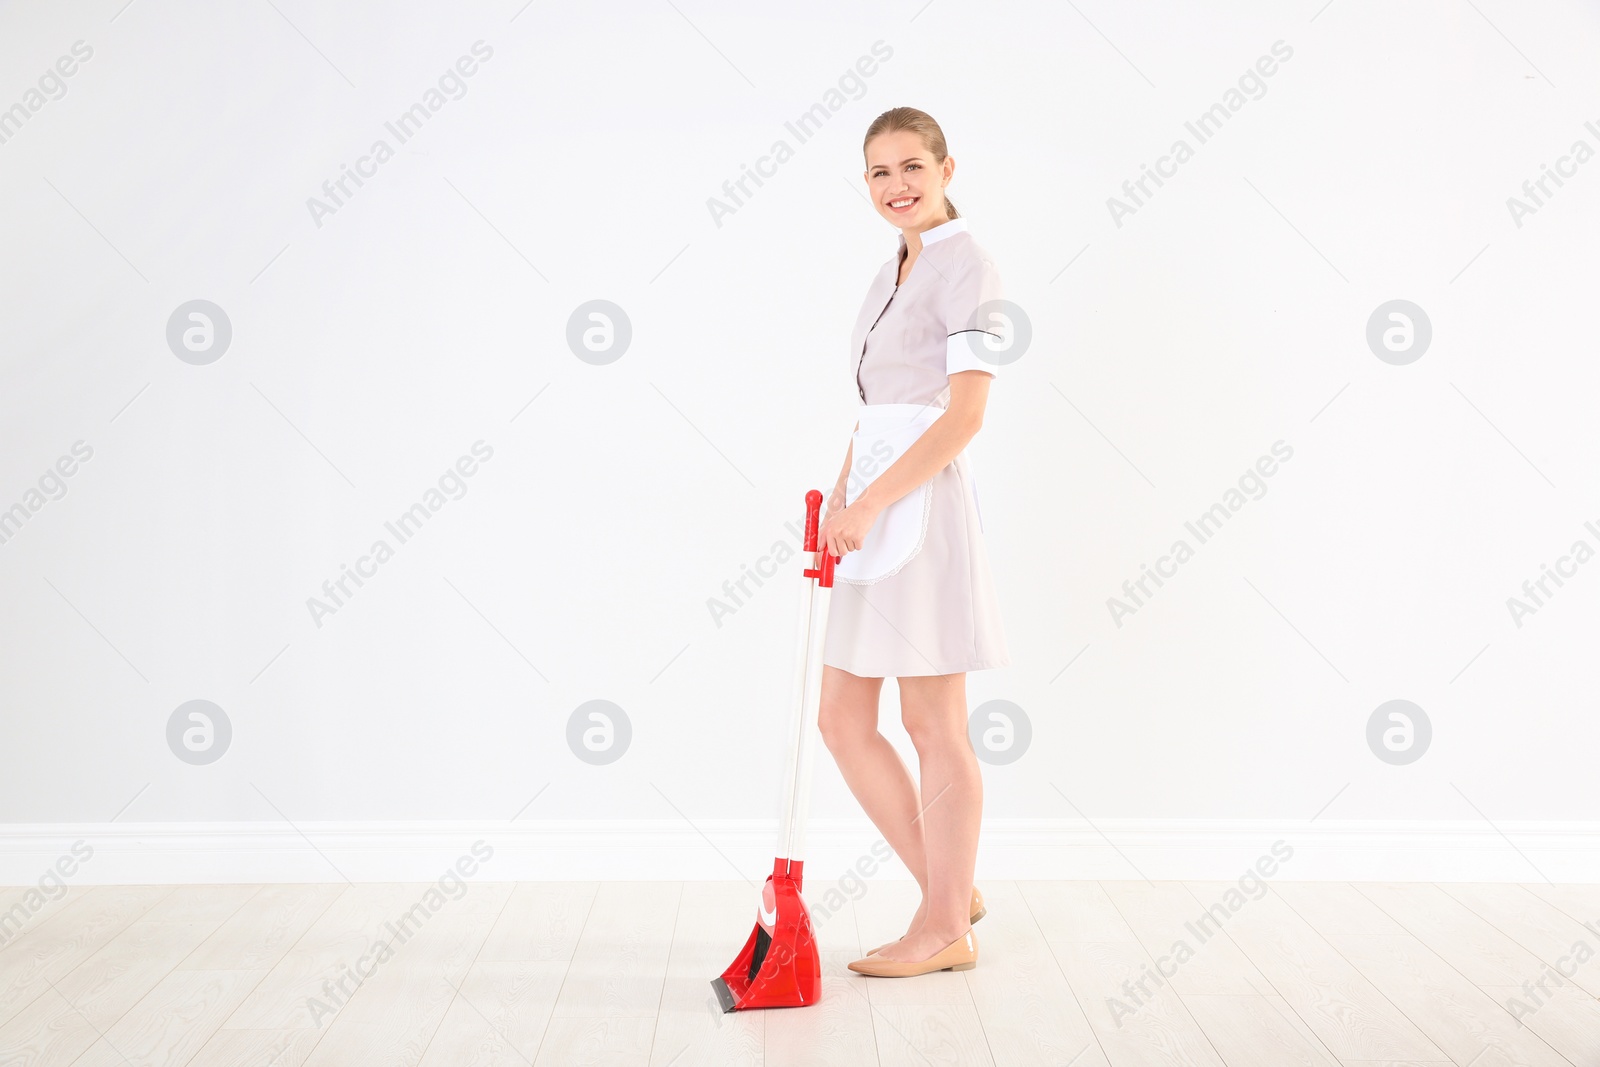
[871, 671, 981, 962]
[817, 665, 931, 935]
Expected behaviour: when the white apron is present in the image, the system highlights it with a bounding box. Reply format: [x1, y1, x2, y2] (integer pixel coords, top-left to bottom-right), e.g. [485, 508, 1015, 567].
[836, 403, 956, 585]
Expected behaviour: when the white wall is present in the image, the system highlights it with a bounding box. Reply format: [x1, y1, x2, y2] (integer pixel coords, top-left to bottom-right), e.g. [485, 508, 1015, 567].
[2, 0, 1598, 882]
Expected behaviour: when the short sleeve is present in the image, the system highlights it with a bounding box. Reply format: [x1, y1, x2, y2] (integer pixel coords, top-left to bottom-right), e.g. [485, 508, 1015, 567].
[943, 252, 1004, 377]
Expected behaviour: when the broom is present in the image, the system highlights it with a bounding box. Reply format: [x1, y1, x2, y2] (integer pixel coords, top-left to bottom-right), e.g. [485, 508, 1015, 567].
[711, 489, 838, 1011]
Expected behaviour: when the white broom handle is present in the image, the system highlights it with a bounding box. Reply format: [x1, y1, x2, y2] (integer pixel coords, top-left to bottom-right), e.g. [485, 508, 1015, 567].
[786, 582, 832, 866]
[774, 564, 815, 866]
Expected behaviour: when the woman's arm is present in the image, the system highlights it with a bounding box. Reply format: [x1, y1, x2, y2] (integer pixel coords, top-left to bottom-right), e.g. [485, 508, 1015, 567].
[826, 422, 859, 515]
[855, 371, 991, 515]
[819, 373, 991, 557]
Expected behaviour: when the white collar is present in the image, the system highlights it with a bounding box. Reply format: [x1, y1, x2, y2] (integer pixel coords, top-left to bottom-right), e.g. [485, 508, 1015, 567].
[898, 216, 967, 250]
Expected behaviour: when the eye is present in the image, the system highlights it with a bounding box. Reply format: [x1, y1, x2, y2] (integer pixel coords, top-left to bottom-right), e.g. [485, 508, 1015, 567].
[906, 163, 921, 171]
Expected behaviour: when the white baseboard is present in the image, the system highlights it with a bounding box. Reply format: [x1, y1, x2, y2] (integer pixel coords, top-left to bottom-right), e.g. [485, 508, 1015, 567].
[3, 819, 1599, 885]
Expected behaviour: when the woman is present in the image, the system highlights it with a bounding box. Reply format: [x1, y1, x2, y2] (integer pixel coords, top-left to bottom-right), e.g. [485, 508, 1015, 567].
[817, 107, 1011, 979]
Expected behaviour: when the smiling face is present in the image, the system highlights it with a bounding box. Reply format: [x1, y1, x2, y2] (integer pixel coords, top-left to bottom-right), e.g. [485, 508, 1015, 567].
[864, 129, 955, 235]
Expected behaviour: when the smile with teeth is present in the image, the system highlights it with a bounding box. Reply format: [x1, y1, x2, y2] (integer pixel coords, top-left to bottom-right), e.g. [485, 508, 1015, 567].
[888, 196, 919, 209]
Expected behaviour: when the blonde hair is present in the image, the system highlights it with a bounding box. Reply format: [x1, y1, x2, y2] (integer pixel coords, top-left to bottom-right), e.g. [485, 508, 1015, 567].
[863, 107, 958, 220]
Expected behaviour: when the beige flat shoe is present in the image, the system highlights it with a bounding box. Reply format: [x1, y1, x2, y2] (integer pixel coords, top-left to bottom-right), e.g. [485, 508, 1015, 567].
[848, 928, 977, 977]
[865, 886, 986, 956]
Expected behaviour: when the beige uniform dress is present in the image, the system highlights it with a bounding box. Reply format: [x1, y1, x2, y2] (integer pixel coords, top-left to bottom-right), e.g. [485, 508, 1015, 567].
[821, 216, 1012, 678]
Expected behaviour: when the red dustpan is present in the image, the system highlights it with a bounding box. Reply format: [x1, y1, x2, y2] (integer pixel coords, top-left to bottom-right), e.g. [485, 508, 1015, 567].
[712, 489, 839, 1012]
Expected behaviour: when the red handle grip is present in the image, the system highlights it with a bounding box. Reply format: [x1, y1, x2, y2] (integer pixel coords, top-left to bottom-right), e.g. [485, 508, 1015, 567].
[802, 489, 839, 588]
[804, 489, 822, 551]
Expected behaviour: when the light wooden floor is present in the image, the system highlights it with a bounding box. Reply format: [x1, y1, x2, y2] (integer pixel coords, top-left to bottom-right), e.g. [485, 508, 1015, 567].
[1, 879, 1598, 1065]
